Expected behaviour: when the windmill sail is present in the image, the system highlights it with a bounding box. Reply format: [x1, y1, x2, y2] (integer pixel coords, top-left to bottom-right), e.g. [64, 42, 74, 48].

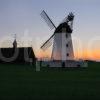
[40, 10, 56, 30]
[41, 33, 55, 50]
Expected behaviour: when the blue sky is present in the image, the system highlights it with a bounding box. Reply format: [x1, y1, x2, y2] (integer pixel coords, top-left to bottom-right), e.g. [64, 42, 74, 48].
[0, 0, 100, 59]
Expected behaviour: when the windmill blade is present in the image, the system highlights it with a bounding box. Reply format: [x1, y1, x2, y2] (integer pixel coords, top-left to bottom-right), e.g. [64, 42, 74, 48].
[40, 10, 56, 30]
[41, 33, 55, 50]
[41, 40, 52, 51]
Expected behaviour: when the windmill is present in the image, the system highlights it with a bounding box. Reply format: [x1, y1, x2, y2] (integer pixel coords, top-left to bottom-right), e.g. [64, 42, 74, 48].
[40, 10, 74, 61]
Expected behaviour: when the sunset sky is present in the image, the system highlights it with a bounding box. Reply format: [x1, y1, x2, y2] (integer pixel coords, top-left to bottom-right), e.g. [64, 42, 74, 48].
[0, 0, 100, 61]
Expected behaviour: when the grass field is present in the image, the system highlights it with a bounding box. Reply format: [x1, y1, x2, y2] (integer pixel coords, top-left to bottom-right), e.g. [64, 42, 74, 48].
[0, 61, 100, 100]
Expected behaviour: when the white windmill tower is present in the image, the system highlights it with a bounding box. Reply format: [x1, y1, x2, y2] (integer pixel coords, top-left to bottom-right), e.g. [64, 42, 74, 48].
[40, 11, 74, 62]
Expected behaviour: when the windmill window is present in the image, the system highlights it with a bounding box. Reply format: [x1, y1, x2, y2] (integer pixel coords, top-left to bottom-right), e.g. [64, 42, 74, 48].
[67, 53, 69, 57]
[66, 34, 68, 38]
[66, 44, 69, 47]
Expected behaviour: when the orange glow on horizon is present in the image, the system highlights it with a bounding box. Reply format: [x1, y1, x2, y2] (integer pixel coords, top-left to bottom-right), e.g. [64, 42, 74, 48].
[35, 49, 100, 61]
[74, 49, 100, 61]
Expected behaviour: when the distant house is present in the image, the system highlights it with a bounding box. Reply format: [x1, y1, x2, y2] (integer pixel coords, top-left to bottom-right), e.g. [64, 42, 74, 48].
[0, 39, 36, 65]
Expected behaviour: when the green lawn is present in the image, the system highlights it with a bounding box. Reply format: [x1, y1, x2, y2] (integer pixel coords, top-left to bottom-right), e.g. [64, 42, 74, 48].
[0, 61, 100, 100]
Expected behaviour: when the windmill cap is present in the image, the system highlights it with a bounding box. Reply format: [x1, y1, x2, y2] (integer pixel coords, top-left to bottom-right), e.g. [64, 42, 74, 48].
[67, 12, 74, 21]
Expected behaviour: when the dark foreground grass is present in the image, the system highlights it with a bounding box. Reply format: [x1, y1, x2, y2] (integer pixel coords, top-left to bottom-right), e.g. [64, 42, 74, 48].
[0, 61, 100, 100]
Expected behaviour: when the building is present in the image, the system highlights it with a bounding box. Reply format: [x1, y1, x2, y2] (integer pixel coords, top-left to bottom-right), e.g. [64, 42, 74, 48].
[0, 39, 36, 65]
